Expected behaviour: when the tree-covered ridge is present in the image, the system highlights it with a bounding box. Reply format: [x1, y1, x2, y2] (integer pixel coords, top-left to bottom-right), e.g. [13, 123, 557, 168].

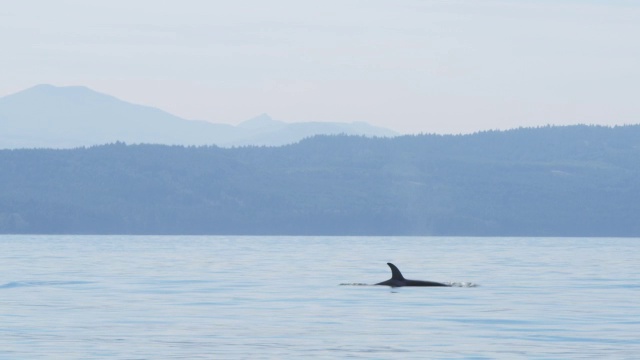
[1, 125, 639, 236]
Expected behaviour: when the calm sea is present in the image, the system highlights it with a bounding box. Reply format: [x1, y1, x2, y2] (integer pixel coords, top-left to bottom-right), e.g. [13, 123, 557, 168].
[1, 236, 638, 359]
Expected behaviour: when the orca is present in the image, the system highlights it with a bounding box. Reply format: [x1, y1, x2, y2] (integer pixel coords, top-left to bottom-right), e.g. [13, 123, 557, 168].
[375, 263, 450, 287]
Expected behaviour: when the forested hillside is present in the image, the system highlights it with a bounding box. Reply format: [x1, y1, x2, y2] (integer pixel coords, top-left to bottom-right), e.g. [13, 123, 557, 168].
[1, 125, 639, 236]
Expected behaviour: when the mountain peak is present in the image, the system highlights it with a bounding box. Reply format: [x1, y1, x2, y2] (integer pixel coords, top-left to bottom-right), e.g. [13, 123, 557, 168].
[25, 83, 93, 93]
[3, 84, 112, 105]
[30, 83, 57, 90]
[238, 113, 285, 130]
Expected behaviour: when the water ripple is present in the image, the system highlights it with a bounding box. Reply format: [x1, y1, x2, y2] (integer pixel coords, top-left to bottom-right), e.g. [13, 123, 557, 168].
[0, 280, 93, 289]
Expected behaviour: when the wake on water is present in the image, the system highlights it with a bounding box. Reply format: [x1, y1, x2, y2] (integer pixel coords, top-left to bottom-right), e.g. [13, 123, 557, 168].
[339, 282, 479, 287]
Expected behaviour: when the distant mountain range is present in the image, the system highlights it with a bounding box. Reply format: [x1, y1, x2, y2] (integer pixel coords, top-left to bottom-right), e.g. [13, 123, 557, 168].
[0, 84, 398, 149]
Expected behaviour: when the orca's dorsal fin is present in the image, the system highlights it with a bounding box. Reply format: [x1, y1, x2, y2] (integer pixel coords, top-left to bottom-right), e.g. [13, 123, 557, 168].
[387, 263, 405, 281]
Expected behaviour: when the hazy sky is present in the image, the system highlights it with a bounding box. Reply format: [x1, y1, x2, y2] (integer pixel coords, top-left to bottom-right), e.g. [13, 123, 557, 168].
[1, 0, 638, 134]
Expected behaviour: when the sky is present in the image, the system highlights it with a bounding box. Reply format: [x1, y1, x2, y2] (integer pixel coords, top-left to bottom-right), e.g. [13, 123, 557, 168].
[1, 0, 639, 134]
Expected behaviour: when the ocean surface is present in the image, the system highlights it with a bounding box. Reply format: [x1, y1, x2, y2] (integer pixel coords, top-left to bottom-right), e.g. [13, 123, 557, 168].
[1, 236, 638, 359]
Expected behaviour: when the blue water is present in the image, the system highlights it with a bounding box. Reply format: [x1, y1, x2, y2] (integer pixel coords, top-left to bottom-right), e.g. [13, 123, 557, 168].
[1, 236, 638, 359]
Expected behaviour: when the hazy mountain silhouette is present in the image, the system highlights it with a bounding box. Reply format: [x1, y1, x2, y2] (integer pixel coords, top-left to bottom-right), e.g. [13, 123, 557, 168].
[0, 84, 398, 148]
[234, 113, 398, 146]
